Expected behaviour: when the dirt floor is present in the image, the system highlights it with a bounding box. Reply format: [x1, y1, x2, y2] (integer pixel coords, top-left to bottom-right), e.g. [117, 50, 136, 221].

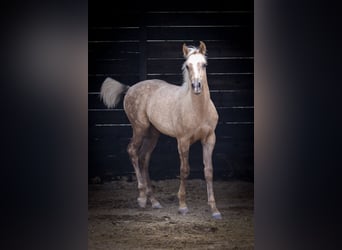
[88, 178, 254, 249]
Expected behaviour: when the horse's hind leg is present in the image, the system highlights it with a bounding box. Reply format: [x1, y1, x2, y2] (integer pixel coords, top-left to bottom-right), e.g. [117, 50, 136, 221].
[139, 126, 161, 208]
[127, 127, 149, 208]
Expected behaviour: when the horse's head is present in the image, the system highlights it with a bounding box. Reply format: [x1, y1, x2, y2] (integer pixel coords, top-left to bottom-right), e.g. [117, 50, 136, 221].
[182, 41, 207, 95]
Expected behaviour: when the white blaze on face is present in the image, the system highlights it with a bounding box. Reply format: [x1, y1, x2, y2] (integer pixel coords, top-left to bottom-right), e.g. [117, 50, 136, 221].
[186, 52, 207, 94]
[187, 53, 207, 82]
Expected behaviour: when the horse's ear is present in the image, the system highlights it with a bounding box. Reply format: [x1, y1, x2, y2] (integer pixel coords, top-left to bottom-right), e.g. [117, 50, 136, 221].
[183, 43, 189, 58]
[199, 41, 207, 55]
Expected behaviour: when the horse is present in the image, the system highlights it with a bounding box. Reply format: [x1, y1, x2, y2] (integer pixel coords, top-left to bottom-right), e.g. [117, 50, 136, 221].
[100, 41, 222, 219]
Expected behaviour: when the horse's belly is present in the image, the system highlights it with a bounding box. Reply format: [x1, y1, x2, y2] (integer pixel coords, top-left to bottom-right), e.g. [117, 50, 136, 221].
[149, 113, 177, 138]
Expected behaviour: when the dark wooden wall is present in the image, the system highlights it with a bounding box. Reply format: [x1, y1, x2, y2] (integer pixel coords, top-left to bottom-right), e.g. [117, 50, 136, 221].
[89, 1, 254, 181]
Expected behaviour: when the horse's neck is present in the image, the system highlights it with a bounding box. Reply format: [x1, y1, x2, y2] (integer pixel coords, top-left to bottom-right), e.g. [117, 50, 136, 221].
[183, 80, 211, 115]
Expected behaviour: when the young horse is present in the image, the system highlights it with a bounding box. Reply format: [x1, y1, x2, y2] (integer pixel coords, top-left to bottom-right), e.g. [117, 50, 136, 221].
[100, 41, 221, 219]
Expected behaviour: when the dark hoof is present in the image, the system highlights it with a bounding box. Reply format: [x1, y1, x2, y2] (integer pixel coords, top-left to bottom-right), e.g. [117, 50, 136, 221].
[152, 202, 162, 209]
[212, 212, 222, 219]
[178, 207, 189, 215]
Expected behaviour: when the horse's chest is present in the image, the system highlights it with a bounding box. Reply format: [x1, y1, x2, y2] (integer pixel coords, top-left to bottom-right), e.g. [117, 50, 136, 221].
[187, 124, 213, 143]
[180, 116, 214, 138]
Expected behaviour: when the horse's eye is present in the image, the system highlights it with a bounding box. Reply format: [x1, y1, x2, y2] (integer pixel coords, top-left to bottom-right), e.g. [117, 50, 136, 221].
[186, 65, 189, 70]
[202, 64, 207, 68]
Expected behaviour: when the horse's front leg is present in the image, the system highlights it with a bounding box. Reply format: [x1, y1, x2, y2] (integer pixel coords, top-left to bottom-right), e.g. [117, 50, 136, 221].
[177, 138, 190, 215]
[202, 132, 222, 219]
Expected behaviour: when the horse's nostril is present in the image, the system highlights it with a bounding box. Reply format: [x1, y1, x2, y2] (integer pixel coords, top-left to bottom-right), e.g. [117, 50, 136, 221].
[192, 82, 201, 87]
[191, 82, 202, 94]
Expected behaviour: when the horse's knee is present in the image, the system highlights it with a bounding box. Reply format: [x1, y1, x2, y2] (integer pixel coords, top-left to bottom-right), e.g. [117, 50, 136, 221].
[180, 166, 190, 179]
[127, 142, 134, 155]
[127, 141, 139, 159]
[204, 166, 213, 181]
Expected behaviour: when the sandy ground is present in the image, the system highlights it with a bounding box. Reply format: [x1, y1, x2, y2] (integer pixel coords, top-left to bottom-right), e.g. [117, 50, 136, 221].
[88, 178, 254, 249]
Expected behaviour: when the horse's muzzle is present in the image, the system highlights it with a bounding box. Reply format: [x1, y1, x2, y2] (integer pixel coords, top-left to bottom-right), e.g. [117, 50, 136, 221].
[191, 82, 202, 94]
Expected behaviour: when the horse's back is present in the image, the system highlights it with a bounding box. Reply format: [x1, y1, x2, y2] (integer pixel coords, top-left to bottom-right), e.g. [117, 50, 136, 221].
[126, 79, 170, 97]
[123, 79, 173, 128]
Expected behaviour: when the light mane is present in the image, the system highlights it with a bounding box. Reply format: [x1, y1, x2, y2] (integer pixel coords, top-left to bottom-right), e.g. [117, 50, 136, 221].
[186, 46, 199, 57]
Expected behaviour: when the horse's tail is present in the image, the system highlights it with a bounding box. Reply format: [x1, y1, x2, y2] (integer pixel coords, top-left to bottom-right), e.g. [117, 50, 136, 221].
[100, 77, 130, 108]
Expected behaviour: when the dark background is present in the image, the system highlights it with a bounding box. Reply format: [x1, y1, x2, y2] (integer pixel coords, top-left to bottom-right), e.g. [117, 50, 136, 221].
[88, 1, 254, 181]
[1, 0, 341, 249]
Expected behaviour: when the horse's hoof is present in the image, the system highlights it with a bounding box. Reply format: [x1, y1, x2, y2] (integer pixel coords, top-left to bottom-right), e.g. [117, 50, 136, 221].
[152, 202, 162, 209]
[178, 207, 189, 215]
[212, 212, 222, 219]
[137, 197, 147, 208]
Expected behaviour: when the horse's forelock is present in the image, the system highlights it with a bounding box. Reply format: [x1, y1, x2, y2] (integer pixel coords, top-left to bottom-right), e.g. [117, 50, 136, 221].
[185, 44, 207, 56]
[186, 51, 207, 64]
[186, 47, 198, 56]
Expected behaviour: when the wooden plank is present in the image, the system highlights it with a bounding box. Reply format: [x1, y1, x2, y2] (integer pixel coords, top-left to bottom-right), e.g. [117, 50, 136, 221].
[89, 163, 253, 181]
[104, 137, 247, 153]
[147, 58, 253, 74]
[89, 53, 139, 67]
[89, 27, 140, 41]
[89, 27, 253, 42]
[145, 12, 253, 26]
[89, 135, 253, 179]
[89, 40, 253, 60]
[210, 89, 254, 107]
[89, 10, 253, 28]
[89, 10, 142, 27]
[89, 2, 253, 18]
[89, 140, 253, 170]
[216, 122, 253, 138]
[89, 110, 130, 125]
[89, 58, 139, 74]
[145, 74, 183, 85]
[217, 107, 253, 122]
[89, 152, 252, 176]
[144, 73, 254, 90]
[89, 68, 254, 92]
[88, 107, 254, 125]
[89, 153, 253, 175]
[88, 89, 253, 109]
[147, 40, 253, 58]
[88, 153, 132, 176]
[142, 1, 254, 12]
[89, 122, 253, 139]
[88, 107, 253, 126]
[207, 74, 254, 90]
[146, 26, 253, 41]
[89, 135, 178, 154]
[88, 143, 253, 172]
[89, 134, 253, 152]
[89, 42, 140, 59]
[89, 167, 254, 181]
[89, 132, 253, 144]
